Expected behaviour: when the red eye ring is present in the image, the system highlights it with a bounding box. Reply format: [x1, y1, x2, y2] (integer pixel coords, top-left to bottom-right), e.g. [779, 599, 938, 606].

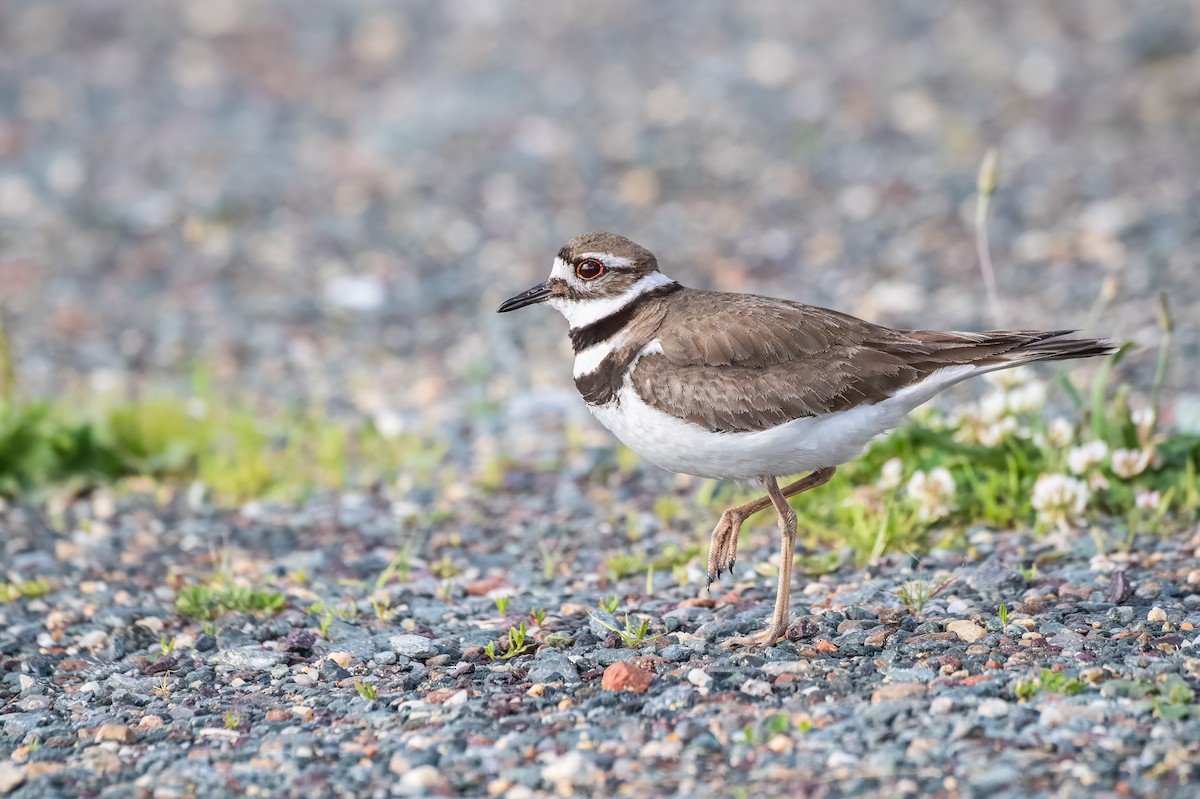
[575, 259, 605, 281]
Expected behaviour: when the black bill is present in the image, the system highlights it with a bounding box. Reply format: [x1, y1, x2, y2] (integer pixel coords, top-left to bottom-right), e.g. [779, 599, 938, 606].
[497, 281, 551, 312]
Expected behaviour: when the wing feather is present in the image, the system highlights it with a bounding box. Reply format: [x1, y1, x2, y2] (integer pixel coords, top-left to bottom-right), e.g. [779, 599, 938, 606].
[631, 290, 1097, 433]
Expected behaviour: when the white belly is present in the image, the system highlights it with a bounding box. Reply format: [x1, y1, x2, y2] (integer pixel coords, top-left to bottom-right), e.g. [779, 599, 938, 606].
[587, 365, 976, 480]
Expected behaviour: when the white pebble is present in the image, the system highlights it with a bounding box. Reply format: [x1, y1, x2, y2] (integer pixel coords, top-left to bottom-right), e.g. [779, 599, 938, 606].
[978, 698, 1010, 718]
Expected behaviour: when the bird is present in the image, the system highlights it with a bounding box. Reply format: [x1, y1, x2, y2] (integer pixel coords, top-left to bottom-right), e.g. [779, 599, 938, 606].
[497, 232, 1117, 647]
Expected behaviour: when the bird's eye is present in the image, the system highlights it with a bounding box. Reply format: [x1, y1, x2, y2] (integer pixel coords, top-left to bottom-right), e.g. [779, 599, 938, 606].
[575, 259, 605, 281]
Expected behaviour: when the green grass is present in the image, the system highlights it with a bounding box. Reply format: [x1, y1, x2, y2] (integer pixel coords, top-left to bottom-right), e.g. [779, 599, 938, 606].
[0, 372, 444, 503]
[175, 580, 286, 620]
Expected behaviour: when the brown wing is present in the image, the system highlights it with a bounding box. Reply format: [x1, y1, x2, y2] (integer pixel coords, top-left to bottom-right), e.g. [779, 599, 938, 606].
[631, 290, 1090, 433]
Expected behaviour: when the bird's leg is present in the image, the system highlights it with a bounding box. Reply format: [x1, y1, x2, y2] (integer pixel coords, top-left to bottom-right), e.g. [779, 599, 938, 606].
[706, 468, 836, 589]
[722, 467, 836, 648]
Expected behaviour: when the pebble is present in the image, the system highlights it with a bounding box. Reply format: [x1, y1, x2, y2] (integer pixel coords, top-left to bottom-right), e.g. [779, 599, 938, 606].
[389, 635, 438, 660]
[214, 648, 284, 671]
[643, 685, 696, 716]
[686, 669, 713, 692]
[601, 662, 653, 693]
[1147, 607, 1168, 623]
[541, 752, 595, 792]
[0, 763, 25, 794]
[946, 620, 987, 642]
[872, 684, 926, 702]
[94, 724, 136, 744]
[977, 699, 1010, 718]
[527, 651, 580, 684]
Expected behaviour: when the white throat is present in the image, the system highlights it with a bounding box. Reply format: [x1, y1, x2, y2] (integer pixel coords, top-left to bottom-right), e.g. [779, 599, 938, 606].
[548, 267, 676, 330]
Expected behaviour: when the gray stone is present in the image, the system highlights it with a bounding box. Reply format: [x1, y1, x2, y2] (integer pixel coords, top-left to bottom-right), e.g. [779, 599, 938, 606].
[643, 685, 696, 716]
[389, 635, 438, 660]
[527, 651, 580, 684]
[1107, 606, 1136, 625]
[213, 647, 284, 671]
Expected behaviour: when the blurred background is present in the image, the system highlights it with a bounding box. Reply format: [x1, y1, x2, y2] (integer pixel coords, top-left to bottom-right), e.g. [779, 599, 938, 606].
[1, 0, 1197, 447]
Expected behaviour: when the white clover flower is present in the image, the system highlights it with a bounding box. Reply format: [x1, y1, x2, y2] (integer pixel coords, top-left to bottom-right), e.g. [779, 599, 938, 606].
[979, 390, 1009, 423]
[1111, 448, 1152, 480]
[906, 467, 956, 521]
[878, 457, 904, 491]
[1006, 380, 1046, 415]
[1135, 489, 1161, 511]
[1045, 417, 1074, 449]
[1031, 473, 1091, 529]
[984, 366, 1030, 390]
[979, 417, 1018, 447]
[1132, 408, 1156, 430]
[1067, 440, 1109, 475]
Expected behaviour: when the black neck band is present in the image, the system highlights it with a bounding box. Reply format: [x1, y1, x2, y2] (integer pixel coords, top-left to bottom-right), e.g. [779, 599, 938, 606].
[568, 282, 681, 352]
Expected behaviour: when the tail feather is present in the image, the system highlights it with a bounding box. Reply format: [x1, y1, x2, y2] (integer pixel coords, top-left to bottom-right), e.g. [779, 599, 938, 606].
[903, 328, 1120, 372]
[1006, 334, 1121, 365]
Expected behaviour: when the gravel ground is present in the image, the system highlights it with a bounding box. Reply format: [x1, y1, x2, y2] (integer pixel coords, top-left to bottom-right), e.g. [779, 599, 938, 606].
[4, 2, 1200, 798]
[2, 486, 1200, 798]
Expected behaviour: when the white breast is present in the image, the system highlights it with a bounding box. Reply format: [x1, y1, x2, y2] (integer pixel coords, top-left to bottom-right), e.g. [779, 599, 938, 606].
[587, 357, 978, 480]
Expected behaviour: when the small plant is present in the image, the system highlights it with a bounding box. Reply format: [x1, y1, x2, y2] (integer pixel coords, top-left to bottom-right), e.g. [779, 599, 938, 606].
[589, 612, 662, 648]
[1152, 675, 1197, 720]
[485, 621, 532, 661]
[1014, 668, 1084, 702]
[201, 621, 216, 636]
[159, 636, 177, 657]
[654, 495, 680, 527]
[374, 542, 414, 590]
[495, 595, 510, 615]
[430, 555, 460, 580]
[0, 579, 51, 603]
[317, 610, 334, 640]
[436, 580, 454, 602]
[893, 569, 957, 617]
[371, 598, 394, 622]
[998, 604, 1009, 628]
[355, 682, 378, 701]
[767, 714, 790, 735]
[224, 710, 241, 730]
[529, 608, 546, 626]
[154, 674, 172, 697]
[1014, 676, 1039, 702]
[600, 593, 620, 615]
[538, 540, 564, 581]
[607, 553, 642, 581]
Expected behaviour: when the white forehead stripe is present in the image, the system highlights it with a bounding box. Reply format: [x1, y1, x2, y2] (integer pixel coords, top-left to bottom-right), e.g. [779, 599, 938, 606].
[549, 271, 676, 330]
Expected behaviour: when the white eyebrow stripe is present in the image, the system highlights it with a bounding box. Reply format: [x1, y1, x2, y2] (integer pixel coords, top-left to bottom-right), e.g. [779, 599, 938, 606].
[578, 252, 634, 269]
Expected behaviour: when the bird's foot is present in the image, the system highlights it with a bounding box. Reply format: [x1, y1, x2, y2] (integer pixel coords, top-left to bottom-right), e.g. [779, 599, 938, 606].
[720, 623, 786, 649]
[705, 510, 743, 590]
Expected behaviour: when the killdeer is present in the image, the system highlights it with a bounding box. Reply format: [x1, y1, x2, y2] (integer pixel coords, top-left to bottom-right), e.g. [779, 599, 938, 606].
[498, 232, 1116, 646]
